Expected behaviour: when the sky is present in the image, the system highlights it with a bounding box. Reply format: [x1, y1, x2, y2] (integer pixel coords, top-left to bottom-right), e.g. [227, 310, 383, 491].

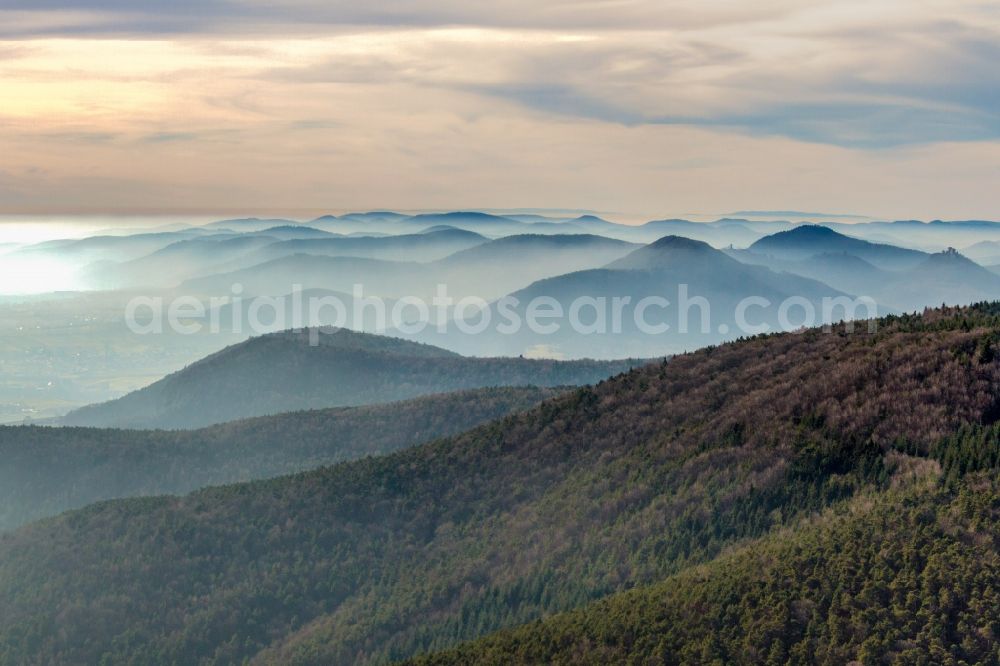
[1, 0, 999, 220]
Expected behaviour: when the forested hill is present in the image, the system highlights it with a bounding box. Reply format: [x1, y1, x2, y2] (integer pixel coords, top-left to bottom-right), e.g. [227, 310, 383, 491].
[3, 305, 1000, 664]
[60, 328, 643, 429]
[0, 387, 561, 533]
[411, 466, 1000, 665]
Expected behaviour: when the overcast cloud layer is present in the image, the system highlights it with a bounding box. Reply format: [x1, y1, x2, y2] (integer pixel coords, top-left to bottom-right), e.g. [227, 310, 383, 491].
[1, 1, 998, 218]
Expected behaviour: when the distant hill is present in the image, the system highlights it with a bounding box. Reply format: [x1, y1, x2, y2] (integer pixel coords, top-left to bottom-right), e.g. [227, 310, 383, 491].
[878, 248, 1000, 311]
[300, 211, 793, 248]
[787, 251, 892, 298]
[565, 214, 617, 230]
[405, 211, 517, 227]
[824, 219, 1000, 253]
[307, 212, 412, 235]
[82, 235, 280, 289]
[962, 239, 1000, 265]
[14, 229, 212, 267]
[330, 211, 409, 223]
[728, 249, 892, 298]
[60, 328, 642, 428]
[605, 232, 730, 270]
[443, 233, 636, 263]
[749, 225, 927, 269]
[256, 225, 336, 239]
[427, 236, 854, 358]
[179, 232, 638, 302]
[178, 253, 433, 298]
[417, 224, 466, 233]
[4, 305, 1000, 664]
[735, 236, 1000, 311]
[203, 217, 300, 231]
[431, 234, 640, 299]
[378, 211, 535, 236]
[396, 212, 623, 238]
[1, 387, 559, 532]
[633, 218, 764, 247]
[243, 228, 487, 265]
[175, 229, 493, 297]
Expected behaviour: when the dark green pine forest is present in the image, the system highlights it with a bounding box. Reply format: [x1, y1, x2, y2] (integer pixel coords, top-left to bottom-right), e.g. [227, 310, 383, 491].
[3, 304, 1000, 664]
[411, 447, 1000, 665]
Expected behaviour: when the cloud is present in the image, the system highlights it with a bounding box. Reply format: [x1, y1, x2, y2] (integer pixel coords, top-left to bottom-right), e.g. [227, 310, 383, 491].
[0, 1, 998, 216]
[0, 2, 801, 36]
[4, 3, 999, 148]
[140, 132, 200, 143]
[415, 14, 1000, 148]
[41, 131, 120, 144]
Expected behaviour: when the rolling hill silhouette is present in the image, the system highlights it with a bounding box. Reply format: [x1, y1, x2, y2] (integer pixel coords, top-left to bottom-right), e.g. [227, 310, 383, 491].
[60, 328, 642, 428]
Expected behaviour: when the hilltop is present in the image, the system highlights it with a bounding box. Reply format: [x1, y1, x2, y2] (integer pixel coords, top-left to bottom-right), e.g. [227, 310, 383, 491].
[60, 328, 642, 428]
[748, 224, 927, 270]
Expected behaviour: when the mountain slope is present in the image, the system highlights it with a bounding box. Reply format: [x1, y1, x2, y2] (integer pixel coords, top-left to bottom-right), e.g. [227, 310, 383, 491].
[0, 387, 559, 532]
[736, 233, 1000, 311]
[962, 239, 1000, 264]
[3, 305, 1000, 664]
[606, 233, 739, 271]
[412, 469, 1000, 665]
[430, 234, 640, 298]
[749, 224, 928, 270]
[59, 328, 641, 428]
[878, 248, 1000, 311]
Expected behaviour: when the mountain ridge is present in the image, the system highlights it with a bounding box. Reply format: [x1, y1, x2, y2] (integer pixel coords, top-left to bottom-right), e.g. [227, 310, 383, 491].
[5, 304, 1000, 664]
[748, 224, 928, 269]
[2, 386, 560, 532]
[60, 328, 643, 428]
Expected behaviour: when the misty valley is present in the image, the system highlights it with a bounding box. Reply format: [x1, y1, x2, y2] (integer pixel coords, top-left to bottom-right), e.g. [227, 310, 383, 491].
[3, 213, 1000, 422]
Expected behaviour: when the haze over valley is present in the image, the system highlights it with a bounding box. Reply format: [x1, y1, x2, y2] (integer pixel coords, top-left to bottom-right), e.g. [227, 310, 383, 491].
[4, 210, 1000, 423]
